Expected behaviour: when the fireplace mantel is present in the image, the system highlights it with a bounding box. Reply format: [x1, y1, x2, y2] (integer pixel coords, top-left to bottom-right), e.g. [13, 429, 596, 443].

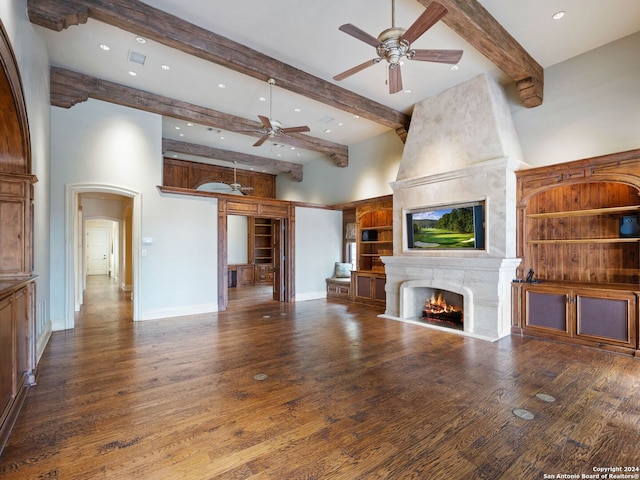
[382, 256, 521, 341]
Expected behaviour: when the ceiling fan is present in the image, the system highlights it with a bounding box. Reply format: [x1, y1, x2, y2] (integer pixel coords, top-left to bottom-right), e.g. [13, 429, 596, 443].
[196, 162, 253, 195]
[333, 0, 463, 94]
[251, 78, 310, 147]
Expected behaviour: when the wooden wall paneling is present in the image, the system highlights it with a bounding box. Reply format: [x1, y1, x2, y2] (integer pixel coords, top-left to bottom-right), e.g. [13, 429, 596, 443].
[162, 138, 304, 182]
[163, 158, 276, 199]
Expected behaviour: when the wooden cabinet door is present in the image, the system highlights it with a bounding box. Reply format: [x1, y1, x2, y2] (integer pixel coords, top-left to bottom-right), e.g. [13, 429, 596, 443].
[524, 285, 571, 336]
[354, 273, 371, 301]
[575, 289, 637, 348]
[0, 295, 14, 426]
[13, 288, 29, 381]
[373, 275, 386, 303]
[236, 265, 255, 287]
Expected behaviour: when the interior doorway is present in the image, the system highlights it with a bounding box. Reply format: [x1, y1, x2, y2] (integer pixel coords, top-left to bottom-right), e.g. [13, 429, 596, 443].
[65, 184, 141, 329]
[226, 215, 287, 308]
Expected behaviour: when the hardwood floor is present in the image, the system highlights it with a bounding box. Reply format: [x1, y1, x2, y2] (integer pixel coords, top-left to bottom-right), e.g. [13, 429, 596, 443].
[1, 276, 638, 479]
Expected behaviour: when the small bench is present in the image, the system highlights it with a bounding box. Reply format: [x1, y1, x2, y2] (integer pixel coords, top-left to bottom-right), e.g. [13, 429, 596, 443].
[326, 262, 352, 300]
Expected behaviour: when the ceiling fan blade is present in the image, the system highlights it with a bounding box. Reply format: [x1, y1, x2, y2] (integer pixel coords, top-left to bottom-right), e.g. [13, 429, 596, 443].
[258, 115, 272, 129]
[281, 125, 310, 134]
[400, 2, 448, 44]
[338, 24, 381, 47]
[253, 135, 269, 147]
[333, 59, 378, 81]
[389, 64, 403, 94]
[410, 49, 463, 64]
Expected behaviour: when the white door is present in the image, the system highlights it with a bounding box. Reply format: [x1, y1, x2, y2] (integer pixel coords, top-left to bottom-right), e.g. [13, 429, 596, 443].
[86, 227, 109, 275]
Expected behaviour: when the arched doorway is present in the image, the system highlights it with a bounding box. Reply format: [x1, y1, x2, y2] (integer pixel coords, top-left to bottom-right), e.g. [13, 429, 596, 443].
[65, 184, 142, 329]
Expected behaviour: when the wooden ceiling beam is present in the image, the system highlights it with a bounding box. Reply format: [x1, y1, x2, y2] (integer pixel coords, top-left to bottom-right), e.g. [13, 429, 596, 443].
[419, 0, 544, 107]
[28, 0, 412, 137]
[50, 67, 348, 167]
[162, 139, 304, 182]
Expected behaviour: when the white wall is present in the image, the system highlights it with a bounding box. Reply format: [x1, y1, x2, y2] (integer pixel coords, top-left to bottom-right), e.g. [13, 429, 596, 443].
[50, 99, 218, 328]
[277, 130, 404, 204]
[0, 1, 52, 359]
[227, 215, 249, 264]
[508, 31, 640, 167]
[294, 207, 343, 300]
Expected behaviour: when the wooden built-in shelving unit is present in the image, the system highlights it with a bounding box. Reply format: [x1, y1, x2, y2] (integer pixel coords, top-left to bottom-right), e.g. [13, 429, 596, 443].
[251, 218, 274, 284]
[512, 149, 640, 356]
[352, 197, 393, 307]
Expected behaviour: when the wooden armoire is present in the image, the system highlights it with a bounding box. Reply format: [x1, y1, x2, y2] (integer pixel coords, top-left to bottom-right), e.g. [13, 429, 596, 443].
[0, 23, 38, 455]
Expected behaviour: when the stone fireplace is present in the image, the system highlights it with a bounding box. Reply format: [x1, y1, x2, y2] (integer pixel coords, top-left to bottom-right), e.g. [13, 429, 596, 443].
[381, 74, 527, 341]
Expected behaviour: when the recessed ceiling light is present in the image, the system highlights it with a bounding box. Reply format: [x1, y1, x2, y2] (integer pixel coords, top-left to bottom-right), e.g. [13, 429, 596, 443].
[404, 89, 412, 94]
[290, 147, 296, 150]
[99, 44, 110, 51]
[218, 83, 226, 89]
[135, 36, 146, 43]
[128, 71, 137, 76]
[161, 64, 170, 70]
[451, 65, 459, 71]
[259, 96, 267, 102]
[324, 129, 332, 133]
[338, 122, 344, 126]
[294, 108, 301, 112]
[179, 133, 184, 137]
[552, 11, 565, 20]
[174, 126, 181, 130]
[353, 115, 360, 119]
[220, 136, 225, 140]
[187, 123, 193, 126]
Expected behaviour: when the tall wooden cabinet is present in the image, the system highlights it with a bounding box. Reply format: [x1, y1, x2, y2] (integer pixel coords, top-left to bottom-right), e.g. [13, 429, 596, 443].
[352, 197, 393, 306]
[512, 150, 640, 356]
[0, 25, 38, 456]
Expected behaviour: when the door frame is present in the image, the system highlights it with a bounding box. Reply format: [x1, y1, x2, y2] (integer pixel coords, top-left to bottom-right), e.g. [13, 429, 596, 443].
[217, 196, 295, 311]
[65, 183, 142, 328]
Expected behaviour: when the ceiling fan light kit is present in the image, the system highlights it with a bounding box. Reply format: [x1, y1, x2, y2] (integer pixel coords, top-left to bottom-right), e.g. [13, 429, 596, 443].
[334, 0, 463, 94]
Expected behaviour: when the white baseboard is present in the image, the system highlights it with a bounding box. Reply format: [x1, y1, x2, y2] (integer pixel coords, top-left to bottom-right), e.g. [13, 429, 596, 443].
[36, 322, 53, 363]
[294, 291, 327, 301]
[138, 303, 218, 321]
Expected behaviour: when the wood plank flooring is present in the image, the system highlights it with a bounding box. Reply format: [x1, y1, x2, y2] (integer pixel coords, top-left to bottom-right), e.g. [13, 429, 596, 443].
[1, 276, 639, 479]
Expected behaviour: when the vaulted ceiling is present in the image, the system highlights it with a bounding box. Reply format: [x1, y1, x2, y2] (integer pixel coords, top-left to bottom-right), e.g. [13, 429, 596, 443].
[27, 0, 640, 181]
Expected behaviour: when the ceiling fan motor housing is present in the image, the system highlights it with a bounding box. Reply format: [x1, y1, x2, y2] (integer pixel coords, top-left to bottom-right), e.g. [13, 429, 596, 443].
[377, 27, 410, 64]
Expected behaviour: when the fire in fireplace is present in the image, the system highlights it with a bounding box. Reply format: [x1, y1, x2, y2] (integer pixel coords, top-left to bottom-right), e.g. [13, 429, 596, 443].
[422, 290, 463, 330]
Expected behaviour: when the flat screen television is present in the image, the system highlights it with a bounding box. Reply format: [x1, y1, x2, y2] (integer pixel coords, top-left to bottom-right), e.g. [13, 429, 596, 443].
[406, 202, 485, 250]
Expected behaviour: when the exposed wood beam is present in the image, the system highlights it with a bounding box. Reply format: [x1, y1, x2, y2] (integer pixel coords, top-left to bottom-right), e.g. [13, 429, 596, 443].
[162, 138, 304, 182]
[420, 0, 544, 107]
[28, 0, 412, 138]
[50, 67, 349, 167]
